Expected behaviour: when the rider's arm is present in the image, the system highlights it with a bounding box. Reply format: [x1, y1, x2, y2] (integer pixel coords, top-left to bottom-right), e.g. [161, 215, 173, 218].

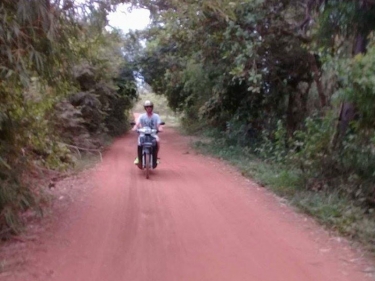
[158, 121, 163, 132]
[157, 115, 163, 132]
[132, 116, 142, 131]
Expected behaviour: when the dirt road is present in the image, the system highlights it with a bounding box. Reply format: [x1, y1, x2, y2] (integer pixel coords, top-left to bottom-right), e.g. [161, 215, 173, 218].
[1, 126, 373, 281]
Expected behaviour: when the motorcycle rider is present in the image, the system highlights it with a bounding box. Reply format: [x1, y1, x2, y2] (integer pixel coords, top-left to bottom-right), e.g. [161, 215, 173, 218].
[132, 100, 163, 167]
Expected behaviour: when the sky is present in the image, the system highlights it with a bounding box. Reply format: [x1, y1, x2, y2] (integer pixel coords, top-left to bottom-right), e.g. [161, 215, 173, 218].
[106, 4, 151, 33]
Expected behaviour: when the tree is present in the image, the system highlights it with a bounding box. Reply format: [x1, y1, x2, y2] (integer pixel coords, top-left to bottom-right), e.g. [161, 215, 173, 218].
[0, 0, 137, 235]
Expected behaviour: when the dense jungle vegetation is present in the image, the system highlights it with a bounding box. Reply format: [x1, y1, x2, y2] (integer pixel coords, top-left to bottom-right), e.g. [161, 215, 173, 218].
[127, 0, 375, 251]
[1, 0, 375, 251]
[0, 0, 138, 235]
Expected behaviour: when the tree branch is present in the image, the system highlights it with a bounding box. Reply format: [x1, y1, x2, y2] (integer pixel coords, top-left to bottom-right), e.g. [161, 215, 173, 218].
[279, 29, 312, 43]
[58, 142, 103, 162]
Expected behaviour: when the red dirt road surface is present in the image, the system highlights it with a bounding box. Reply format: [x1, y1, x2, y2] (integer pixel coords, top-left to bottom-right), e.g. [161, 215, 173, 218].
[1, 126, 374, 281]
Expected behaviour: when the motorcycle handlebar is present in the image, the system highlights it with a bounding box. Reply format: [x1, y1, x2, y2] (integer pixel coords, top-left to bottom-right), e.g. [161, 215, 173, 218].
[131, 122, 165, 134]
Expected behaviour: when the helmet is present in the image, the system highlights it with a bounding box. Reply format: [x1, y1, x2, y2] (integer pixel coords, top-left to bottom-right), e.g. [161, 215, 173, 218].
[144, 100, 153, 108]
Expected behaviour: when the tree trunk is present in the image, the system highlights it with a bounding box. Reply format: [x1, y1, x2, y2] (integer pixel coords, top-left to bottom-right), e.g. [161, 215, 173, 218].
[308, 53, 327, 108]
[333, 3, 369, 146]
[336, 34, 367, 137]
[286, 92, 297, 138]
[299, 82, 311, 118]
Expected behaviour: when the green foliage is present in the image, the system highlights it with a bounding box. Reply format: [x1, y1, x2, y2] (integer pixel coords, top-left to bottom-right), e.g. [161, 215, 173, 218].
[294, 190, 375, 250]
[0, 0, 87, 233]
[255, 120, 288, 163]
[0, 1, 137, 235]
[336, 42, 375, 128]
[2, 0, 375, 250]
[134, 92, 175, 116]
[257, 113, 375, 209]
[194, 130, 375, 252]
[315, 1, 375, 55]
[0, 177, 37, 234]
[288, 116, 337, 182]
[316, 1, 357, 50]
[70, 28, 138, 138]
[131, 0, 312, 137]
[125, 0, 375, 253]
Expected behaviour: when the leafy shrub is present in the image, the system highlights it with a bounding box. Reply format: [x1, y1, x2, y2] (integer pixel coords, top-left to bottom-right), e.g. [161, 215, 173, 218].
[255, 120, 288, 163]
[288, 115, 337, 185]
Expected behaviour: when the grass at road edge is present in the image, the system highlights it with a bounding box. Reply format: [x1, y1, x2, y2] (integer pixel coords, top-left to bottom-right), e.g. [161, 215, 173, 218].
[193, 139, 375, 256]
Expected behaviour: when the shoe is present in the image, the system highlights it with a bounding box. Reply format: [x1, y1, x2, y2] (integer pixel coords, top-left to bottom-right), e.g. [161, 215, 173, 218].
[157, 158, 160, 164]
[134, 157, 139, 165]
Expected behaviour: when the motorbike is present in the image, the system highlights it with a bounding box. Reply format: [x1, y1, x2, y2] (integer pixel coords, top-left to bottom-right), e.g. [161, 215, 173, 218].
[131, 122, 165, 179]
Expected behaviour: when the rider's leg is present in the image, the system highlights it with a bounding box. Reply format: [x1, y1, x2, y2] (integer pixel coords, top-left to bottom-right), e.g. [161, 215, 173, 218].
[154, 135, 160, 159]
[138, 145, 142, 160]
[136, 135, 142, 159]
[152, 140, 160, 168]
[156, 141, 160, 157]
[137, 145, 142, 167]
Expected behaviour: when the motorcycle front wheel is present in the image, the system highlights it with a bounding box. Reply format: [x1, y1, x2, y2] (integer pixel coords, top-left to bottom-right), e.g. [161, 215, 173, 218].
[144, 152, 150, 179]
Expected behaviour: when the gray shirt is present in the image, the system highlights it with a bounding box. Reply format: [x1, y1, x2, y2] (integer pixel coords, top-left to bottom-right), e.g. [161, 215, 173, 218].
[137, 113, 161, 129]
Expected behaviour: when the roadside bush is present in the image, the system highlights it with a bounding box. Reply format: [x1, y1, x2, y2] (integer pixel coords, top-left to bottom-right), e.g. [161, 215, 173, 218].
[255, 120, 288, 163]
[287, 115, 337, 187]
